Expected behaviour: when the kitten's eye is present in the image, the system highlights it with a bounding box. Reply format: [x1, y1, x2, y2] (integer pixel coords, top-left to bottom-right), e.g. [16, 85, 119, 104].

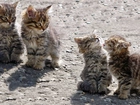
[95, 38, 99, 43]
[0, 17, 8, 21]
[12, 17, 16, 22]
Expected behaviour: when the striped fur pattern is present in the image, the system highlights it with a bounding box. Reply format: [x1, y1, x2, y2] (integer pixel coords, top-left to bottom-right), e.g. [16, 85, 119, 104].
[0, 2, 24, 63]
[21, 5, 60, 70]
[104, 35, 140, 99]
[74, 34, 112, 94]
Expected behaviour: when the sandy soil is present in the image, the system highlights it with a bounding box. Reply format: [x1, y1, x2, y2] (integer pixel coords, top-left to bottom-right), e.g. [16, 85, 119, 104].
[0, 0, 140, 105]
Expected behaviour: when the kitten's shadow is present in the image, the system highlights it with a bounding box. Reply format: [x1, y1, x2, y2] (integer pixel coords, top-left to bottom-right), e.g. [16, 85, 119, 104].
[6, 59, 55, 91]
[71, 92, 140, 105]
[0, 63, 17, 75]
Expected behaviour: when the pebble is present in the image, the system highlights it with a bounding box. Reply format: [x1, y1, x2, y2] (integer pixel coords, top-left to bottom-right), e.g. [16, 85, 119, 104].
[104, 98, 112, 102]
[28, 98, 34, 101]
[85, 22, 91, 24]
[75, 0, 80, 3]
[6, 97, 16, 101]
[66, 50, 72, 53]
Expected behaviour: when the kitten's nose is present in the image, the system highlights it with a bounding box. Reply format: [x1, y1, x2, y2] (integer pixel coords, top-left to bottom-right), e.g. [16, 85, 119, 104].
[41, 26, 45, 31]
[8, 21, 12, 25]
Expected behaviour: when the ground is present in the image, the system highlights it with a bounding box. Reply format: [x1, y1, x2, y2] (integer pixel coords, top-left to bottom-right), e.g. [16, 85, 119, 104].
[0, 0, 140, 105]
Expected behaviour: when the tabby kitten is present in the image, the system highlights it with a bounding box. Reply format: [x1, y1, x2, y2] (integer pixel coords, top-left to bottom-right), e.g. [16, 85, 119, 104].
[0, 2, 24, 63]
[74, 34, 112, 94]
[21, 5, 60, 70]
[104, 35, 140, 99]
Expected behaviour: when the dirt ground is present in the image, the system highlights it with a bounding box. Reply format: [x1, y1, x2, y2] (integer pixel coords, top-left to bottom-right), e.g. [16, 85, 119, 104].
[0, 0, 140, 105]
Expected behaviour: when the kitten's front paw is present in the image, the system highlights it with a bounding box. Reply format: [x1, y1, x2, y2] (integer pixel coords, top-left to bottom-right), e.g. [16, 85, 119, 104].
[33, 63, 45, 70]
[52, 62, 60, 68]
[98, 86, 109, 94]
[118, 94, 128, 99]
[33, 65, 44, 70]
[26, 61, 34, 67]
[77, 81, 97, 94]
[0, 51, 10, 63]
[11, 54, 22, 63]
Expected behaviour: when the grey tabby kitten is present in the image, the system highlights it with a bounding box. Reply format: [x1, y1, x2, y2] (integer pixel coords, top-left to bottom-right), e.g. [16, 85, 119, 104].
[21, 5, 60, 70]
[0, 2, 24, 63]
[74, 34, 112, 94]
[104, 35, 140, 99]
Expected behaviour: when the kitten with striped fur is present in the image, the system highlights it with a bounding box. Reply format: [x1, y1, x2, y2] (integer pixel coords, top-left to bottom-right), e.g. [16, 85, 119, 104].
[21, 5, 60, 70]
[104, 35, 140, 99]
[75, 34, 112, 94]
[0, 2, 24, 63]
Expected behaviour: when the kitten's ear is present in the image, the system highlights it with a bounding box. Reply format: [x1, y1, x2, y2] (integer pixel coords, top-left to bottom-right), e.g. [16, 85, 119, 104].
[27, 5, 36, 18]
[44, 5, 53, 15]
[120, 42, 131, 48]
[12, 1, 18, 8]
[74, 38, 82, 44]
[123, 42, 131, 48]
[0, 5, 4, 13]
[0, 4, 4, 10]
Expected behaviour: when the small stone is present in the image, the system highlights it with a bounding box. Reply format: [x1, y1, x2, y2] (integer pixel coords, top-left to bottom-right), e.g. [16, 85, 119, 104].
[86, 22, 91, 24]
[58, 4, 63, 8]
[66, 50, 72, 53]
[131, 93, 136, 96]
[6, 97, 16, 101]
[91, 99, 94, 101]
[28, 98, 34, 101]
[75, 0, 80, 3]
[104, 98, 111, 102]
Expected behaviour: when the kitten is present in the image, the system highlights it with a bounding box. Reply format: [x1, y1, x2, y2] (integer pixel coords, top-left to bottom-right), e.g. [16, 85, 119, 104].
[104, 35, 140, 99]
[21, 5, 60, 70]
[74, 34, 112, 94]
[0, 2, 24, 63]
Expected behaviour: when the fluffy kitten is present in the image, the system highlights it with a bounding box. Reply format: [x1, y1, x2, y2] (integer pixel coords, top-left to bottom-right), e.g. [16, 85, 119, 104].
[104, 35, 140, 99]
[0, 2, 24, 63]
[74, 34, 112, 94]
[21, 5, 60, 70]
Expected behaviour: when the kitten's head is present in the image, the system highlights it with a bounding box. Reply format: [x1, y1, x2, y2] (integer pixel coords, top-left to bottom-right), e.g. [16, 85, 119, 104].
[22, 5, 52, 33]
[104, 35, 131, 54]
[74, 34, 103, 53]
[0, 2, 18, 28]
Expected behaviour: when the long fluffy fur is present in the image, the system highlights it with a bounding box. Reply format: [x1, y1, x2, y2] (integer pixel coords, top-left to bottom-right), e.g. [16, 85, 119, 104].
[104, 35, 140, 99]
[21, 5, 60, 70]
[0, 2, 24, 63]
[75, 34, 112, 94]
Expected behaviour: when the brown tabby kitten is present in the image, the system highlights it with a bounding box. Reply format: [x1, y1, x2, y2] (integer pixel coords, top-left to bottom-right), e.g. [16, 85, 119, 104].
[0, 2, 24, 63]
[21, 5, 60, 70]
[104, 35, 140, 99]
[74, 34, 112, 94]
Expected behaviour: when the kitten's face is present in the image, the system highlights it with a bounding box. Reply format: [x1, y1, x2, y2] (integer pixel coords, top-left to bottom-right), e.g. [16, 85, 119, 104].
[0, 2, 18, 28]
[22, 5, 51, 33]
[74, 34, 103, 53]
[104, 35, 131, 54]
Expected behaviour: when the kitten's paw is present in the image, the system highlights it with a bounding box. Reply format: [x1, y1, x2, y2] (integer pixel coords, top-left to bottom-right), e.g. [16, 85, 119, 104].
[11, 54, 22, 63]
[0, 52, 10, 63]
[26, 61, 34, 67]
[98, 86, 109, 95]
[77, 81, 97, 94]
[52, 62, 60, 68]
[118, 94, 128, 99]
[2, 56, 10, 63]
[33, 63, 45, 70]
